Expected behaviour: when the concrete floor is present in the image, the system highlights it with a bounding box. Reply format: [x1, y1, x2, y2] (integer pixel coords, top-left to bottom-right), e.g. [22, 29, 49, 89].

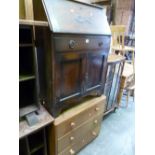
[78, 95, 135, 155]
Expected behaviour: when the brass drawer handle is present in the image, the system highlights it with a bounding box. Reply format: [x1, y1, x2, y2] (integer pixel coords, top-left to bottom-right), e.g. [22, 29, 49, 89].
[70, 136, 75, 141]
[92, 131, 97, 136]
[70, 149, 75, 155]
[95, 107, 100, 111]
[94, 120, 98, 124]
[71, 122, 75, 127]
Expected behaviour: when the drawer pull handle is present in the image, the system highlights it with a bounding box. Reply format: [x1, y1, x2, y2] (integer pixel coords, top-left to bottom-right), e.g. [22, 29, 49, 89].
[95, 107, 100, 111]
[71, 122, 75, 127]
[94, 120, 98, 124]
[92, 131, 97, 136]
[70, 136, 75, 141]
[70, 149, 75, 155]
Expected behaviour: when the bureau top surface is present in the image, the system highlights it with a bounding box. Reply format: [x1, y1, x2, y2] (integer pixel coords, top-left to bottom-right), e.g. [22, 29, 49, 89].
[54, 95, 106, 125]
[42, 0, 111, 35]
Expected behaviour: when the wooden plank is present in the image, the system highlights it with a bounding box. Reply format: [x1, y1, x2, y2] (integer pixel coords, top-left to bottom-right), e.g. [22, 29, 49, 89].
[24, 0, 34, 20]
[19, 19, 49, 27]
[19, 105, 54, 139]
[19, 43, 33, 47]
[33, 0, 47, 21]
[19, 75, 35, 82]
[19, 105, 38, 117]
[108, 54, 125, 64]
[19, 19, 34, 25]
[34, 20, 49, 27]
[19, 0, 26, 19]
[92, 0, 111, 5]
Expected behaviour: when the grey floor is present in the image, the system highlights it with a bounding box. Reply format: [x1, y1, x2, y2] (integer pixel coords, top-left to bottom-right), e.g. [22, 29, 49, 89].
[78, 95, 135, 155]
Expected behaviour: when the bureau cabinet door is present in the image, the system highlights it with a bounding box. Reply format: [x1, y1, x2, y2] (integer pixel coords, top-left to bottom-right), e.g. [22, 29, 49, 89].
[85, 52, 106, 93]
[55, 52, 86, 103]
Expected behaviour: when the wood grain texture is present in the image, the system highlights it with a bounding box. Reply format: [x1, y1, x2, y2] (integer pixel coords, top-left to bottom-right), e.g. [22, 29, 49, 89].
[48, 95, 106, 155]
[57, 113, 103, 153]
[24, 0, 34, 20]
[58, 125, 101, 155]
[108, 54, 125, 64]
[19, 0, 26, 19]
[54, 95, 106, 125]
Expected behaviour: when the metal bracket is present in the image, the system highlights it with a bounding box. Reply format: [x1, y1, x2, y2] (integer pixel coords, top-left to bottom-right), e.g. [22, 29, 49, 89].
[25, 112, 39, 126]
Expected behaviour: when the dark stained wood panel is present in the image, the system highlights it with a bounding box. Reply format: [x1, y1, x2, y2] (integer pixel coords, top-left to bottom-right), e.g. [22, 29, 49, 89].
[86, 53, 104, 91]
[55, 52, 86, 102]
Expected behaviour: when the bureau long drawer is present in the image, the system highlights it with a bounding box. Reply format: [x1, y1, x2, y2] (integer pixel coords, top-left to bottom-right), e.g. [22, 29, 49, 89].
[54, 96, 106, 138]
[54, 35, 111, 52]
[57, 113, 103, 153]
[58, 124, 101, 155]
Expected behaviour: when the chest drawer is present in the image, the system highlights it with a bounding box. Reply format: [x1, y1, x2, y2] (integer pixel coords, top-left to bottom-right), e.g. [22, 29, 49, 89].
[58, 124, 101, 155]
[54, 96, 106, 138]
[57, 113, 103, 153]
[48, 95, 106, 155]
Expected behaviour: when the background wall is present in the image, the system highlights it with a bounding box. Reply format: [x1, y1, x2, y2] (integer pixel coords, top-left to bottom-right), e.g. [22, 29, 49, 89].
[112, 0, 135, 35]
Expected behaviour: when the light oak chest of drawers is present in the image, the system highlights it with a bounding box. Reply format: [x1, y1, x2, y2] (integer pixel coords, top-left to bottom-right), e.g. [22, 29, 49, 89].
[48, 95, 106, 155]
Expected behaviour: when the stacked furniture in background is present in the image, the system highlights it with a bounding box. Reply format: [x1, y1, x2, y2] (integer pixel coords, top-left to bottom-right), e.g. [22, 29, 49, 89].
[104, 54, 125, 115]
[117, 62, 134, 107]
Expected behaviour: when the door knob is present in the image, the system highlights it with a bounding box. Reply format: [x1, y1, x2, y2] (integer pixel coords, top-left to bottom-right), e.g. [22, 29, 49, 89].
[70, 136, 75, 141]
[98, 42, 103, 47]
[92, 131, 97, 136]
[69, 40, 76, 49]
[95, 107, 100, 111]
[94, 120, 98, 124]
[70, 149, 75, 155]
[71, 122, 75, 127]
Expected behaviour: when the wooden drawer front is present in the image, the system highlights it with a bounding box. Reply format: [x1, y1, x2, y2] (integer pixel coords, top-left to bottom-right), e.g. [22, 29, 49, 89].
[58, 124, 101, 155]
[55, 100, 104, 138]
[54, 36, 111, 52]
[57, 113, 103, 153]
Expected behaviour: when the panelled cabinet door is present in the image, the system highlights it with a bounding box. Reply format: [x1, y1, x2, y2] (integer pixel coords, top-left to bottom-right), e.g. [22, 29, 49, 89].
[55, 52, 86, 103]
[85, 52, 106, 93]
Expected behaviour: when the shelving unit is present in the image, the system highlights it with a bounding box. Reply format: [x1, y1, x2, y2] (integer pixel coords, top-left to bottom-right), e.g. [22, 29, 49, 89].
[19, 24, 39, 118]
[19, 105, 54, 155]
[19, 1, 54, 155]
[19, 128, 47, 155]
[19, 0, 49, 119]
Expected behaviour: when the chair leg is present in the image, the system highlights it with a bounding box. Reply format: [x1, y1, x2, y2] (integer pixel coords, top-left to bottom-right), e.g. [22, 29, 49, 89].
[133, 89, 135, 102]
[126, 90, 130, 108]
